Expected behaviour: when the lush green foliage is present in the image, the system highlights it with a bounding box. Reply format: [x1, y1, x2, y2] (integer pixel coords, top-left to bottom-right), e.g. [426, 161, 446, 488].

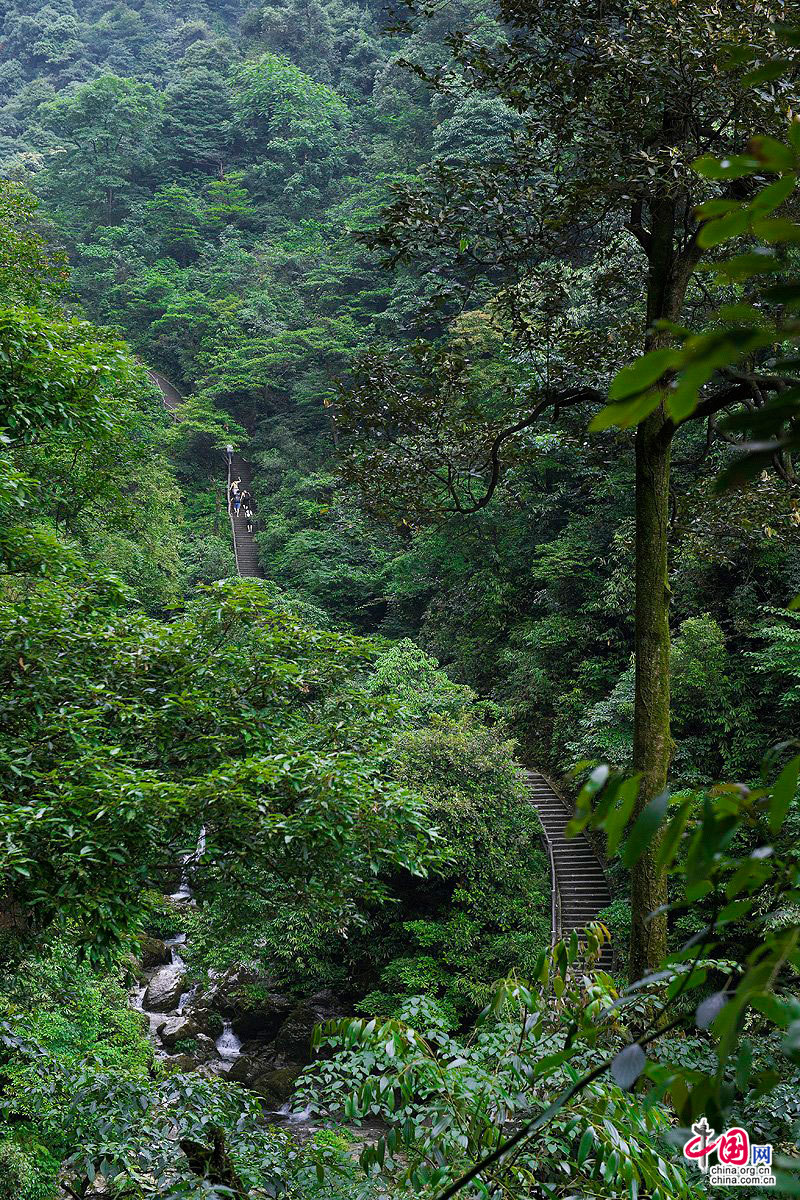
[296, 746, 800, 1196]
[0, 933, 377, 1199]
[300, 976, 702, 1199]
[187, 637, 549, 1009]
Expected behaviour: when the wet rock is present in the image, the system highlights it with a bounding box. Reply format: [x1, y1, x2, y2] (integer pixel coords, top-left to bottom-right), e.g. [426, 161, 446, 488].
[160, 1053, 197, 1073]
[272, 1006, 317, 1061]
[251, 1067, 301, 1107]
[127, 959, 150, 987]
[273, 993, 348, 1062]
[195, 1034, 217, 1061]
[180, 998, 223, 1038]
[190, 967, 293, 1040]
[138, 935, 170, 971]
[159, 1014, 199, 1049]
[144, 964, 186, 1012]
[309, 989, 349, 1021]
[232, 993, 293, 1040]
[199, 965, 260, 1017]
[226, 1045, 277, 1086]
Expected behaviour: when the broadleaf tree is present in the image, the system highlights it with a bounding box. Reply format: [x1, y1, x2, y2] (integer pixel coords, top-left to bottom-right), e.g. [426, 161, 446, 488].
[337, 0, 800, 977]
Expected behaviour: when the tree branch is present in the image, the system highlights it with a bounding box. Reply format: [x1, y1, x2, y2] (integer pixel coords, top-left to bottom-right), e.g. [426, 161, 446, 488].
[626, 197, 651, 252]
[443, 386, 606, 514]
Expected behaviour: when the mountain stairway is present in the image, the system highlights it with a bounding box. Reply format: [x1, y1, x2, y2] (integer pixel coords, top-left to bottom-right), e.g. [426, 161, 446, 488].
[149, 370, 263, 580]
[227, 452, 262, 579]
[524, 770, 612, 965]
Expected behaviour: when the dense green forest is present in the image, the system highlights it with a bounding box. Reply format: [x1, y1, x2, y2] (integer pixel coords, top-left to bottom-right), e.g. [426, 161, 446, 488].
[1, 0, 800, 1196]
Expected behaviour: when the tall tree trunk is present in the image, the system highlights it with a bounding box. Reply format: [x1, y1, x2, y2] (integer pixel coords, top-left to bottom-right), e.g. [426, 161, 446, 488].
[630, 408, 671, 979]
[628, 191, 681, 979]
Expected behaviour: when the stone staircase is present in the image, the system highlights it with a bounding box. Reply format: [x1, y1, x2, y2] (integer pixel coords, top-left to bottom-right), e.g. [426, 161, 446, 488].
[227, 454, 262, 579]
[149, 370, 263, 581]
[524, 769, 613, 966]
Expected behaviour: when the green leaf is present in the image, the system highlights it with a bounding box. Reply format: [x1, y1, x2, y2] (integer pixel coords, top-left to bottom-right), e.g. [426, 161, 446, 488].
[750, 135, 796, 171]
[665, 363, 717, 422]
[712, 251, 782, 283]
[603, 775, 641, 857]
[769, 756, 800, 834]
[695, 198, 742, 219]
[696, 992, 728, 1030]
[771, 1172, 800, 1194]
[751, 215, 800, 243]
[622, 791, 670, 867]
[608, 349, 681, 402]
[693, 152, 760, 179]
[654, 800, 692, 873]
[749, 173, 797, 214]
[589, 388, 663, 432]
[697, 208, 750, 248]
[784, 1018, 800, 1057]
[577, 1126, 595, 1167]
[741, 59, 795, 85]
[611, 1043, 646, 1089]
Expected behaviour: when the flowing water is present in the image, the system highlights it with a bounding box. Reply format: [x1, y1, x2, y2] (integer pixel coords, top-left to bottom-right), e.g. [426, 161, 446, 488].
[129, 836, 228, 1065]
[215, 1020, 242, 1061]
[169, 827, 206, 903]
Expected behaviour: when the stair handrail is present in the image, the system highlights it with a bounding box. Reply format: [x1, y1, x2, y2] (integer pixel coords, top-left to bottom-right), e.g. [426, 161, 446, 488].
[531, 767, 612, 963]
[226, 452, 242, 578]
[523, 770, 562, 947]
[543, 821, 561, 947]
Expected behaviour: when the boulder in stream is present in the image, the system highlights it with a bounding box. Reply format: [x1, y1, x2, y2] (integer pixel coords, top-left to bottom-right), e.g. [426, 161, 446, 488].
[137, 935, 170, 971]
[143, 964, 186, 1012]
[251, 1066, 301, 1107]
[226, 1043, 277, 1086]
[194, 1034, 217, 1062]
[159, 1014, 199, 1049]
[188, 966, 294, 1040]
[231, 991, 293, 1040]
[273, 991, 348, 1062]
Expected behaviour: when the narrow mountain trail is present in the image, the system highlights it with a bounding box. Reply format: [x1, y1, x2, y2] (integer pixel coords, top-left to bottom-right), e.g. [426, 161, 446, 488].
[148, 368, 182, 414]
[150, 370, 612, 966]
[148, 370, 263, 579]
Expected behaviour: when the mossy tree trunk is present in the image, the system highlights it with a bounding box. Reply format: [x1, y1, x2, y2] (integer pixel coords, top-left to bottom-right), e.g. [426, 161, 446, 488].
[628, 185, 699, 980]
[630, 407, 671, 979]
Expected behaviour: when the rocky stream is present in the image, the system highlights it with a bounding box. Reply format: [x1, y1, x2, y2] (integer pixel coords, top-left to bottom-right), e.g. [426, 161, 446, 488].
[128, 846, 348, 1120]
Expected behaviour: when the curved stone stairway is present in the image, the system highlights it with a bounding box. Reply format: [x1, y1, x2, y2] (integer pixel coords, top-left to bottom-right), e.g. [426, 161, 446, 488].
[524, 770, 612, 965]
[150, 370, 612, 965]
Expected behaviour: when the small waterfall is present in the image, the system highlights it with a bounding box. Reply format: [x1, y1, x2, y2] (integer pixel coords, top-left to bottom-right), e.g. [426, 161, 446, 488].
[169, 827, 206, 903]
[177, 983, 199, 1014]
[272, 1101, 315, 1126]
[130, 983, 167, 1039]
[130, 829, 248, 1071]
[169, 876, 193, 903]
[165, 932, 187, 967]
[215, 1020, 242, 1061]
